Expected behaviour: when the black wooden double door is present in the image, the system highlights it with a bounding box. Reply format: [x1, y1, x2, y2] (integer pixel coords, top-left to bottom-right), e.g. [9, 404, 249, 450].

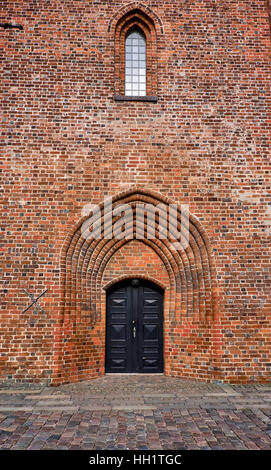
[106, 280, 164, 373]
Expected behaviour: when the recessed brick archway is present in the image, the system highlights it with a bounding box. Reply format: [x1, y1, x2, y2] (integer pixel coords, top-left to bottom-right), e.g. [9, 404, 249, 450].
[52, 188, 219, 385]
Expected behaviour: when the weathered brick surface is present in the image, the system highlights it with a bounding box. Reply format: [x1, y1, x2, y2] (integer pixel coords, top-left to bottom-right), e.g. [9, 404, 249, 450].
[0, 1, 270, 385]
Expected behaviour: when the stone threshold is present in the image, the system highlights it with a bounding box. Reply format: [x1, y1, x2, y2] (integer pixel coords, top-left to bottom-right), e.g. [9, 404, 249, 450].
[105, 373, 164, 376]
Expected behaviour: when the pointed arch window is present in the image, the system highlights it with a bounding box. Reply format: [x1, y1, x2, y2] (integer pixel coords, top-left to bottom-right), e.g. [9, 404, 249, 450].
[113, 9, 158, 102]
[125, 28, 146, 97]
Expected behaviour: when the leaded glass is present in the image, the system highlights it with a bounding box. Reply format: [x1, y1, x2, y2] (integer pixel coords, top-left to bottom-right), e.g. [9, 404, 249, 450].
[125, 29, 146, 97]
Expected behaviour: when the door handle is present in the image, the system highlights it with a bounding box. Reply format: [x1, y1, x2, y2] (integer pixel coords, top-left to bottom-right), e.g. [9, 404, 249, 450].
[132, 320, 136, 339]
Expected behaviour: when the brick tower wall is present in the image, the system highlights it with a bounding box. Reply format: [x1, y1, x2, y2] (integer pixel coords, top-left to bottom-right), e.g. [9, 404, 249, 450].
[1, 1, 270, 385]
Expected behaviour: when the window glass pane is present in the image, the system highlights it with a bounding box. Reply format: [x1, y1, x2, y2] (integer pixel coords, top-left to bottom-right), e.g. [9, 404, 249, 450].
[125, 29, 146, 97]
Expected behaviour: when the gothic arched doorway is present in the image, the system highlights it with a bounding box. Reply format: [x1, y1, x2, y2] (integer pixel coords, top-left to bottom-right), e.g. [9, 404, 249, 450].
[106, 279, 164, 373]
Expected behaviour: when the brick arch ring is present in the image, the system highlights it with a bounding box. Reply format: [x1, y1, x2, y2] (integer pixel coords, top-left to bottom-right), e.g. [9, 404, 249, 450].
[107, 2, 164, 34]
[60, 187, 219, 328]
[103, 274, 168, 292]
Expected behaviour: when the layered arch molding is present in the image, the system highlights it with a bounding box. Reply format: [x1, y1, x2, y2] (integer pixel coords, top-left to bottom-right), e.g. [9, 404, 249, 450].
[108, 2, 163, 35]
[52, 188, 220, 384]
[60, 188, 218, 326]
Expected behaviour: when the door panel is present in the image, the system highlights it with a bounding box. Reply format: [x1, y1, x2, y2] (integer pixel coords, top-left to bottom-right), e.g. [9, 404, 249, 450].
[138, 284, 163, 373]
[106, 279, 163, 373]
[106, 285, 131, 372]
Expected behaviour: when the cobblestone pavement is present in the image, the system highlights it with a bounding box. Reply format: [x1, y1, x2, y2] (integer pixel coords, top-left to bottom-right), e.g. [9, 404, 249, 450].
[1, 375, 271, 450]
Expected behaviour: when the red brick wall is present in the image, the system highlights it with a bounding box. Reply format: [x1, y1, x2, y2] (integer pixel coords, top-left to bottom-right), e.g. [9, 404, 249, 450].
[1, 0, 270, 385]
[103, 241, 169, 288]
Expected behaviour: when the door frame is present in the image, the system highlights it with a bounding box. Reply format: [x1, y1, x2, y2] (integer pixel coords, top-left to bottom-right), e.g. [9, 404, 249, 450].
[105, 277, 165, 374]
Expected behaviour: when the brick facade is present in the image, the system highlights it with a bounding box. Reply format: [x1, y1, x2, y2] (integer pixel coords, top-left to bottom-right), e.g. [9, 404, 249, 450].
[1, 1, 270, 385]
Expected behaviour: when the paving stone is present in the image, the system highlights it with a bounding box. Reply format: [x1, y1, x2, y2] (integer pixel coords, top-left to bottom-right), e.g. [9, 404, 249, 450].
[220, 385, 241, 396]
[0, 376, 271, 449]
[143, 393, 177, 398]
[35, 401, 74, 407]
[112, 405, 157, 411]
[0, 390, 42, 395]
[235, 405, 271, 410]
[26, 395, 70, 400]
[0, 407, 34, 412]
[81, 406, 112, 411]
[38, 408, 79, 413]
